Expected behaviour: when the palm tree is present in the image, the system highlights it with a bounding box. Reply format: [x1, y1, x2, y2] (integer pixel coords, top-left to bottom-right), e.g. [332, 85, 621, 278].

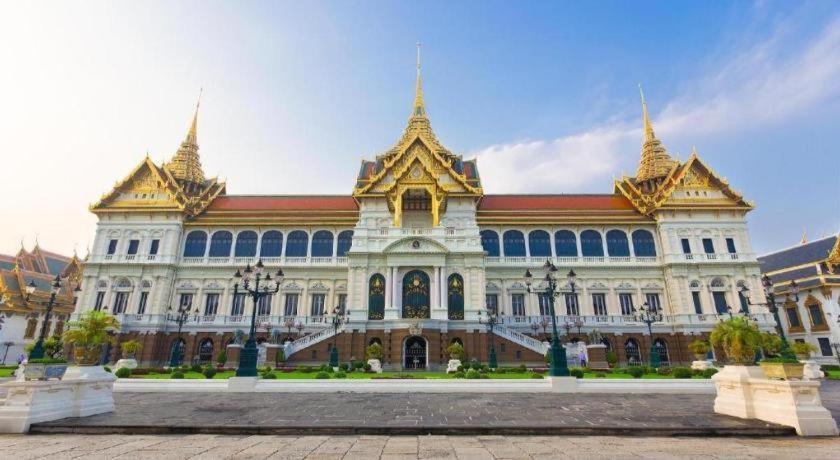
[710, 316, 761, 365]
[64, 311, 120, 365]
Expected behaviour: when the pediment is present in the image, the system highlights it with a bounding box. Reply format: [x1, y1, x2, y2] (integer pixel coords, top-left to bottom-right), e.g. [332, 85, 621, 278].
[382, 237, 449, 254]
[92, 157, 184, 212]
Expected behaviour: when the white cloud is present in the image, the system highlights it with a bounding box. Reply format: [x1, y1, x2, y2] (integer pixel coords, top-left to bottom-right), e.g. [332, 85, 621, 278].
[474, 15, 840, 193]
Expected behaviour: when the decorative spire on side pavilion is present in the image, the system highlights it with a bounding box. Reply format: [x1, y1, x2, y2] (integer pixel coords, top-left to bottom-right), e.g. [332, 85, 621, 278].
[166, 89, 206, 190]
[412, 42, 426, 118]
[635, 85, 674, 189]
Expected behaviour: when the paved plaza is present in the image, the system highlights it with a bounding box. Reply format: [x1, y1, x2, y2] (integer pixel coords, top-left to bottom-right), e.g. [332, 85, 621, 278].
[2, 433, 840, 459]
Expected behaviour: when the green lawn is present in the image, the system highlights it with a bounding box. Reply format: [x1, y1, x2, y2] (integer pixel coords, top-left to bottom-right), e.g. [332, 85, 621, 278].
[827, 370, 840, 380]
[0, 368, 16, 378]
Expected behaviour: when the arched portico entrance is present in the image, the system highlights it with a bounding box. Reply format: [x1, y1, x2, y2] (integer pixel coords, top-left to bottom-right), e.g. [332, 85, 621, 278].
[403, 336, 428, 370]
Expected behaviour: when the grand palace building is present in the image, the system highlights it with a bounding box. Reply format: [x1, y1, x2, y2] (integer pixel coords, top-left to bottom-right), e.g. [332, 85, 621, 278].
[75, 56, 778, 370]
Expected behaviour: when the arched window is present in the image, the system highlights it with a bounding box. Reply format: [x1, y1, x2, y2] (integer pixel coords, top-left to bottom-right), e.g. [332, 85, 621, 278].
[554, 230, 577, 257]
[260, 231, 282, 257]
[624, 338, 641, 366]
[710, 278, 725, 288]
[606, 230, 630, 257]
[208, 231, 233, 257]
[336, 230, 353, 256]
[632, 230, 657, 257]
[480, 230, 500, 257]
[311, 231, 334, 257]
[368, 274, 385, 320]
[198, 338, 214, 364]
[447, 273, 465, 320]
[653, 338, 670, 366]
[528, 230, 551, 257]
[234, 231, 258, 257]
[580, 230, 604, 257]
[368, 337, 382, 346]
[285, 231, 309, 257]
[183, 231, 207, 257]
[503, 230, 526, 257]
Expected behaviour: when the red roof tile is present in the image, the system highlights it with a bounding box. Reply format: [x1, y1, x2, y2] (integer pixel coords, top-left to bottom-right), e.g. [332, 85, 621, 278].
[207, 195, 358, 212]
[479, 194, 635, 211]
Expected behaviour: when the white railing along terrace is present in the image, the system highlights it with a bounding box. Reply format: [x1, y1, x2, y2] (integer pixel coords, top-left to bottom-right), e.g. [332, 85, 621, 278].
[491, 324, 548, 355]
[285, 322, 346, 357]
[485, 256, 660, 266]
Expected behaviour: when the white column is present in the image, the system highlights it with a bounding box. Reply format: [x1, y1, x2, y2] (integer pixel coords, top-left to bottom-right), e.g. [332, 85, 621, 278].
[440, 266, 448, 311]
[384, 269, 392, 309]
[432, 267, 440, 308]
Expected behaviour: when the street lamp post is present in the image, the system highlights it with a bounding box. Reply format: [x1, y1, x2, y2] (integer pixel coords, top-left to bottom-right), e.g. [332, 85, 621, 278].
[524, 260, 576, 377]
[28, 275, 63, 360]
[231, 260, 283, 377]
[632, 301, 663, 368]
[166, 302, 199, 368]
[740, 275, 796, 359]
[329, 306, 343, 368]
[478, 309, 499, 369]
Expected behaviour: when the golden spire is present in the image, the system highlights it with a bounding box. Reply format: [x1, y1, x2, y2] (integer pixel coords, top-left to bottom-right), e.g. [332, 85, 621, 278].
[800, 228, 808, 244]
[412, 42, 426, 118]
[165, 90, 206, 188]
[635, 84, 674, 185]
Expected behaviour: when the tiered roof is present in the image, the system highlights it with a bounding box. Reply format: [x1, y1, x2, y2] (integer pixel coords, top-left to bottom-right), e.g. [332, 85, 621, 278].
[0, 244, 81, 315]
[758, 235, 840, 294]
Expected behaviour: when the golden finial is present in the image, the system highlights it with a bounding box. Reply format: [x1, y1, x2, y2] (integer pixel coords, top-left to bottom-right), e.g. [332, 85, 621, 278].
[639, 83, 654, 142]
[187, 88, 202, 143]
[635, 84, 675, 185]
[412, 42, 425, 118]
[800, 228, 808, 244]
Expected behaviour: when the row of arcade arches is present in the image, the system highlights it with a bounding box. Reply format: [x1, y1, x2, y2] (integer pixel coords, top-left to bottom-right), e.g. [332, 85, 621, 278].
[183, 230, 353, 258]
[480, 229, 657, 258]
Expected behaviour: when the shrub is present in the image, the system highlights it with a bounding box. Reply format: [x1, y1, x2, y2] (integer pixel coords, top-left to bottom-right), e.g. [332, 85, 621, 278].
[657, 367, 672, 376]
[216, 349, 227, 366]
[315, 371, 330, 379]
[673, 367, 693, 379]
[202, 368, 217, 379]
[470, 361, 481, 371]
[627, 367, 645, 378]
[131, 368, 150, 375]
[298, 365, 313, 373]
[480, 374, 489, 379]
[606, 350, 617, 367]
[318, 364, 331, 372]
[530, 373, 543, 379]
[115, 367, 131, 378]
[569, 369, 584, 378]
[366, 342, 383, 360]
[595, 372, 606, 378]
[103, 366, 112, 373]
[481, 365, 490, 373]
[710, 317, 762, 365]
[364, 363, 372, 371]
[446, 342, 465, 361]
[171, 371, 185, 379]
[466, 369, 481, 379]
[190, 364, 203, 373]
[261, 372, 277, 379]
[791, 342, 817, 357]
[701, 368, 719, 378]
[821, 364, 840, 372]
[760, 332, 783, 358]
[339, 363, 350, 372]
[353, 361, 365, 370]
[688, 340, 711, 357]
[454, 371, 466, 378]
[120, 340, 142, 358]
[275, 348, 285, 364]
[457, 365, 465, 372]
[496, 368, 507, 374]
[335, 371, 347, 379]
[517, 364, 527, 373]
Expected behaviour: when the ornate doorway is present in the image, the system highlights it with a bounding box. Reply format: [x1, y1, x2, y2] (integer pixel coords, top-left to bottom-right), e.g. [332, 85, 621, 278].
[402, 270, 430, 318]
[404, 336, 427, 370]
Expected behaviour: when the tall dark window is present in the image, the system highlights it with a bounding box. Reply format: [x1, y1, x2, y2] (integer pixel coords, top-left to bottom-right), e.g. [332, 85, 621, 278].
[725, 238, 737, 254]
[619, 293, 634, 315]
[485, 294, 498, 314]
[257, 294, 272, 316]
[113, 292, 129, 314]
[204, 293, 219, 315]
[311, 294, 325, 316]
[692, 291, 703, 314]
[680, 238, 692, 254]
[712, 292, 728, 314]
[179, 293, 193, 311]
[336, 230, 353, 256]
[183, 231, 207, 257]
[580, 230, 604, 257]
[645, 293, 661, 311]
[311, 231, 334, 257]
[137, 292, 149, 314]
[785, 307, 801, 328]
[738, 291, 750, 314]
[502, 230, 526, 257]
[368, 274, 385, 320]
[336, 294, 347, 314]
[284, 293, 299, 316]
[632, 230, 657, 257]
[807, 303, 825, 326]
[127, 240, 140, 255]
[230, 293, 245, 316]
[606, 230, 630, 257]
[565, 293, 579, 315]
[702, 238, 715, 254]
[209, 231, 233, 257]
[592, 293, 607, 316]
[538, 293, 551, 316]
[554, 230, 578, 257]
[817, 337, 832, 356]
[285, 231, 309, 257]
[480, 230, 500, 257]
[94, 292, 106, 311]
[149, 239, 160, 255]
[234, 231, 258, 257]
[511, 294, 525, 316]
[528, 230, 551, 257]
[107, 239, 118, 255]
[260, 231, 282, 257]
[447, 274, 465, 320]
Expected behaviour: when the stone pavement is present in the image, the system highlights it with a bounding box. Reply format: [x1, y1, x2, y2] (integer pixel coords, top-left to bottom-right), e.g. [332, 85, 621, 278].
[1, 434, 839, 459]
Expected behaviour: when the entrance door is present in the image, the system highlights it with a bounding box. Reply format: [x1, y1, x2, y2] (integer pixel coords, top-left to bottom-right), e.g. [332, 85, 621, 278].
[402, 270, 430, 318]
[404, 336, 427, 370]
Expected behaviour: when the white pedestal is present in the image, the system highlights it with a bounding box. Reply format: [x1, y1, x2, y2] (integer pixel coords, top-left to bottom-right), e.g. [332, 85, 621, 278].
[367, 359, 383, 373]
[115, 359, 138, 371]
[546, 376, 577, 392]
[691, 360, 713, 371]
[713, 365, 839, 436]
[446, 359, 461, 374]
[227, 376, 259, 392]
[0, 366, 116, 433]
[801, 360, 824, 380]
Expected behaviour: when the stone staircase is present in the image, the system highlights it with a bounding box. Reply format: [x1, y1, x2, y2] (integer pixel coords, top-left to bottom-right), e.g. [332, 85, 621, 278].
[284, 323, 347, 358]
[491, 324, 549, 355]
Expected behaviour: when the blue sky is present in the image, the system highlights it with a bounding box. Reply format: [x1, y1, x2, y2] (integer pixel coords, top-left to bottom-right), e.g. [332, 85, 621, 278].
[1, 1, 839, 255]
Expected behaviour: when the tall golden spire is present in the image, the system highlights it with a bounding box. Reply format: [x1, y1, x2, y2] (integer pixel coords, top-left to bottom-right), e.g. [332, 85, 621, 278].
[412, 42, 426, 118]
[635, 84, 674, 185]
[166, 90, 206, 188]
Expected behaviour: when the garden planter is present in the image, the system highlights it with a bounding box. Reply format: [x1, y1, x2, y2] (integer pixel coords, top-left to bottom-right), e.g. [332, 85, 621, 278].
[73, 346, 101, 366]
[759, 362, 804, 380]
[21, 363, 68, 381]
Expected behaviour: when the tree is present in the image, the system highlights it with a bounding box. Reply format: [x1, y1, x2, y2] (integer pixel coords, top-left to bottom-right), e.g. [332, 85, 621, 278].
[710, 317, 761, 365]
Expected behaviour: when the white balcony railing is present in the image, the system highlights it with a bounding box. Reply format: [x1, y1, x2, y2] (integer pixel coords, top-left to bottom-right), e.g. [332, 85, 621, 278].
[485, 256, 660, 266]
